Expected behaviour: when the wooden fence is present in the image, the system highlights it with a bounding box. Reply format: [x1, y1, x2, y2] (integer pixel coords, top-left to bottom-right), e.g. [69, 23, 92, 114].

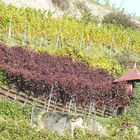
[0, 84, 115, 117]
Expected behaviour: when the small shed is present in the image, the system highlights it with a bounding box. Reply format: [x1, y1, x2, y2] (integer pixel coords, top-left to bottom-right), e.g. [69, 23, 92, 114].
[114, 63, 140, 92]
[114, 63, 140, 115]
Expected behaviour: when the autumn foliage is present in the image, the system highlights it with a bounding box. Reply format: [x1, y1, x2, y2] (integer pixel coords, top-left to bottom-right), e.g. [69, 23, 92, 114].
[0, 44, 130, 108]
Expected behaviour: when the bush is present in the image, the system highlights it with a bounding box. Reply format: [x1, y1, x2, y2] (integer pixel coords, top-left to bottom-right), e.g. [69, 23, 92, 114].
[115, 49, 135, 69]
[52, 0, 70, 11]
[103, 11, 139, 29]
[0, 71, 7, 84]
[81, 12, 100, 24]
[0, 44, 129, 108]
[0, 100, 32, 119]
[0, 116, 50, 140]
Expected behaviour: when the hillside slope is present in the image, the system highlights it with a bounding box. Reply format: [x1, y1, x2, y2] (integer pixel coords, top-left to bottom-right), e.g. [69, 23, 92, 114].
[0, 1, 140, 75]
[2, 0, 110, 18]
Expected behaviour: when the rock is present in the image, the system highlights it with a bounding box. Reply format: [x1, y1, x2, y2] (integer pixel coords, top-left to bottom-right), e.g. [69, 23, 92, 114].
[38, 112, 106, 135]
[44, 112, 71, 135]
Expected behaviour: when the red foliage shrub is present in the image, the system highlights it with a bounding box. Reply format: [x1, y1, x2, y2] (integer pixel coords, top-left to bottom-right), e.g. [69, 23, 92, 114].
[0, 44, 130, 108]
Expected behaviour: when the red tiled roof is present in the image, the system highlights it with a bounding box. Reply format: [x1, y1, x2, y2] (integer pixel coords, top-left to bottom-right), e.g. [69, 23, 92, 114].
[114, 67, 140, 82]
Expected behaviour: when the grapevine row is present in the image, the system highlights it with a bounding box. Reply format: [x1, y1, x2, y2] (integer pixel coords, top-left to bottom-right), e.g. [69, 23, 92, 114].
[0, 2, 139, 74]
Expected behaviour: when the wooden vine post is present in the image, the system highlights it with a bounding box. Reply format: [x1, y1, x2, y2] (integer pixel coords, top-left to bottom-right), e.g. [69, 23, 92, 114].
[74, 103, 77, 114]
[55, 31, 60, 49]
[24, 28, 27, 45]
[102, 106, 106, 117]
[30, 95, 38, 125]
[8, 19, 12, 43]
[23, 19, 27, 45]
[53, 100, 57, 112]
[47, 85, 54, 112]
[68, 99, 72, 113]
[92, 102, 97, 131]
[110, 33, 115, 57]
[30, 99, 35, 125]
[79, 32, 84, 49]
[88, 101, 92, 117]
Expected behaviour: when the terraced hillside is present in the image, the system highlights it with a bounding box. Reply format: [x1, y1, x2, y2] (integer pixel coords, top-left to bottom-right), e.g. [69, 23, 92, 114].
[0, 1, 140, 140]
[0, 2, 139, 76]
